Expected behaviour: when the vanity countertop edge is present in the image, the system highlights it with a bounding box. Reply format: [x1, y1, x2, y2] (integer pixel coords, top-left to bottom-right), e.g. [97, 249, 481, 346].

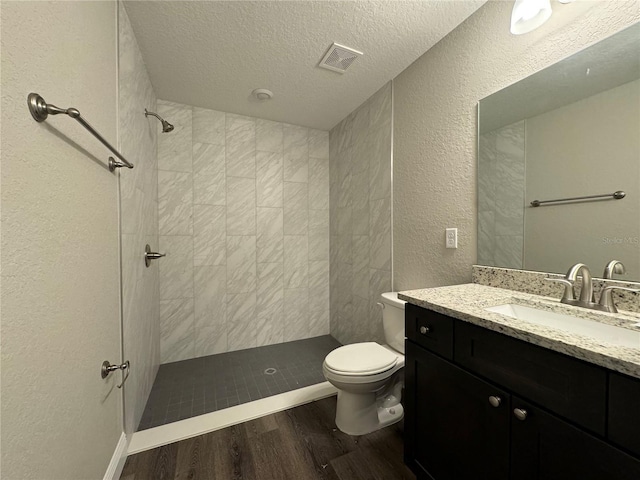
[398, 283, 640, 379]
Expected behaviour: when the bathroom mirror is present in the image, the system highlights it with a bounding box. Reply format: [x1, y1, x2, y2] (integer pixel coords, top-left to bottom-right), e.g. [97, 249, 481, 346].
[477, 22, 640, 282]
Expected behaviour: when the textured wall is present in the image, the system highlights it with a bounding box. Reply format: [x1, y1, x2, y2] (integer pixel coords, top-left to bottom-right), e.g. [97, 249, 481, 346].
[118, 3, 160, 434]
[394, 0, 640, 290]
[478, 120, 525, 269]
[329, 83, 392, 345]
[1, 1, 122, 478]
[157, 101, 330, 363]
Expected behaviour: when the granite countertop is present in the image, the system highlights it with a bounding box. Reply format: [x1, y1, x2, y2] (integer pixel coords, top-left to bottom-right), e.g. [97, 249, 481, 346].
[398, 284, 640, 379]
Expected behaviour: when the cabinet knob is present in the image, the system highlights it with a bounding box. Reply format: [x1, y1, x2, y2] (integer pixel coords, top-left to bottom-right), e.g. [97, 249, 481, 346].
[488, 396, 502, 408]
[513, 408, 528, 421]
[419, 326, 430, 335]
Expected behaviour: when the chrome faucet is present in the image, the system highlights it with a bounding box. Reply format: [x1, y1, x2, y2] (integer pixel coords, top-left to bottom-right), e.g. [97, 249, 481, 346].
[603, 260, 626, 279]
[566, 263, 595, 305]
[547, 262, 639, 313]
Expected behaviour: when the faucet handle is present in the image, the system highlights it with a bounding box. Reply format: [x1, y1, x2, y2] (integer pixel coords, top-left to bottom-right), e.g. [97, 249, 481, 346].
[598, 285, 640, 313]
[545, 278, 575, 302]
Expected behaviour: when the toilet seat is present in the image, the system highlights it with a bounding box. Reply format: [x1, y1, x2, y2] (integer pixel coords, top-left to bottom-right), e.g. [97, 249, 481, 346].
[324, 342, 398, 376]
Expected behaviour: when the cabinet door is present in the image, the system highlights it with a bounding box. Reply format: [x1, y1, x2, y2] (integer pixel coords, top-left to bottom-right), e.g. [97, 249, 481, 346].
[511, 397, 640, 480]
[405, 341, 510, 480]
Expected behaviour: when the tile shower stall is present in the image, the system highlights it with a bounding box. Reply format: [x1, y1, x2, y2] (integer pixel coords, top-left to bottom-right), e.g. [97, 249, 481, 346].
[121, 0, 393, 430]
[156, 101, 331, 363]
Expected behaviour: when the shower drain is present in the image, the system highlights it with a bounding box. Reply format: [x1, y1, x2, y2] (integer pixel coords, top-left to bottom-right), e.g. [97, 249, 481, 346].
[264, 367, 277, 375]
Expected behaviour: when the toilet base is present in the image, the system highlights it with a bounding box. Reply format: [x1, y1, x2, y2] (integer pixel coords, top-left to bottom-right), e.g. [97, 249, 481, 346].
[335, 390, 404, 436]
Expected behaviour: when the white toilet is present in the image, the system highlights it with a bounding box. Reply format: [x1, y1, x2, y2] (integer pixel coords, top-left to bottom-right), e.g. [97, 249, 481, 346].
[323, 292, 406, 435]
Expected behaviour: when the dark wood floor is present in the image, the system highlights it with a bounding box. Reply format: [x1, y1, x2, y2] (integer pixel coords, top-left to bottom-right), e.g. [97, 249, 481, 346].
[121, 396, 415, 480]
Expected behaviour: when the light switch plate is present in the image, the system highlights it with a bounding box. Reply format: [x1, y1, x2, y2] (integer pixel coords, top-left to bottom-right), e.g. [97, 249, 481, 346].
[446, 228, 458, 249]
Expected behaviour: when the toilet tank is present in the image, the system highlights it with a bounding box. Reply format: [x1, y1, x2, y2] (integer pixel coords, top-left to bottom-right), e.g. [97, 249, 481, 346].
[380, 292, 406, 354]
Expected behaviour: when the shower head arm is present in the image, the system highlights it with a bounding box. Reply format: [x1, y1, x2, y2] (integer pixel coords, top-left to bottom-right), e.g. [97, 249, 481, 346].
[144, 109, 162, 122]
[144, 109, 174, 132]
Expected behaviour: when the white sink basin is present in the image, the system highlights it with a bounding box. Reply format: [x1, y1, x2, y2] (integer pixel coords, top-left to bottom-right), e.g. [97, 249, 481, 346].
[485, 303, 640, 349]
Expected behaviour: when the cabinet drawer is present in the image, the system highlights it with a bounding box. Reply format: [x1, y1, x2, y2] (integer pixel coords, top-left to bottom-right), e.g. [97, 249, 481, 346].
[609, 372, 640, 457]
[454, 322, 607, 435]
[405, 304, 453, 359]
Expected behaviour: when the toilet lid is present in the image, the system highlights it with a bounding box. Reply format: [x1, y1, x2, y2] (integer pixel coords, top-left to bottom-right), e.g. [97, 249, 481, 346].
[325, 342, 398, 375]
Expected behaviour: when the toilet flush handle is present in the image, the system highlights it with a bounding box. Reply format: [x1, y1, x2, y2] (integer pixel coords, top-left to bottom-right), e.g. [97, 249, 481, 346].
[376, 302, 385, 309]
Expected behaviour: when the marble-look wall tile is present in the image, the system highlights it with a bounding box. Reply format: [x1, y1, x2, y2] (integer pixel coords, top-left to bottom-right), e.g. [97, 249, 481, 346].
[194, 265, 226, 331]
[370, 197, 391, 271]
[478, 121, 525, 270]
[477, 210, 496, 266]
[308, 209, 329, 261]
[227, 176, 256, 235]
[368, 268, 391, 343]
[226, 114, 255, 178]
[158, 171, 193, 235]
[352, 295, 370, 343]
[256, 151, 283, 207]
[368, 83, 392, 132]
[309, 129, 329, 159]
[329, 82, 392, 345]
[283, 124, 309, 182]
[227, 292, 257, 351]
[160, 298, 195, 363]
[369, 127, 392, 200]
[193, 143, 225, 206]
[352, 235, 370, 299]
[257, 207, 283, 263]
[193, 266, 226, 361]
[309, 157, 330, 210]
[284, 182, 308, 235]
[351, 102, 370, 149]
[309, 309, 330, 338]
[494, 235, 524, 269]
[193, 107, 225, 145]
[309, 260, 329, 313]
[195, 323, 227, 357]
[256, 262, 284, 346]
[193, 205, 225, 266]
[158, 101, 192, 172]
[226, 235, 256, 293]
[256, 119, 283, 153]
[158, 99, 329, 361]
[159, 235, 193, 300]
[284, 288, 309, 342]
[284, 235, 308, 288]
[118, 3, 160, 434]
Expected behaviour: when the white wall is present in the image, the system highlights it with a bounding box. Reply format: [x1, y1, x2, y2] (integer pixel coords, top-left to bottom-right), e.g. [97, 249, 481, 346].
[393, 0, 640, 290]
[118, 2, 161, 435]
[1, 1, 122, 478]
[156, 100, 330, 363]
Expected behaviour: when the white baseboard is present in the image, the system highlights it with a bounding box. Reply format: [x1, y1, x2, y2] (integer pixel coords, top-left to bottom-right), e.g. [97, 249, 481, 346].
[128, 381, 338, 455]
[103, 432, 129, 480]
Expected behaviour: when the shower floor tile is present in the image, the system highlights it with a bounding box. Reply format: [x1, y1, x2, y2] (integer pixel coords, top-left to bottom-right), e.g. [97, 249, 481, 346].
[137, 335, 341, 431]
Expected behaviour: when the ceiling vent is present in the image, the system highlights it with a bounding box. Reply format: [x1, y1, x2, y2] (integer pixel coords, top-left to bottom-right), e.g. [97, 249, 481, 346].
[318, 43, 363, 74]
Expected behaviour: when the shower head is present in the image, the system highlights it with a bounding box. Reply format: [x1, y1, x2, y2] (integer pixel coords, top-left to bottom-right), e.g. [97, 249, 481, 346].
[145, 109, 174, 133]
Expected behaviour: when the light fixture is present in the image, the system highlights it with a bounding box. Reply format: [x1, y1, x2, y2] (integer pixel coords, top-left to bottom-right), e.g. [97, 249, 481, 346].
[510, 0, 553, 35]
[252, 88, 273, 101]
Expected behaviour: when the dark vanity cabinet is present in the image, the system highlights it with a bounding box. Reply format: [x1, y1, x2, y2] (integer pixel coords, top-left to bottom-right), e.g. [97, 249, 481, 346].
[404, 303, 640, 480]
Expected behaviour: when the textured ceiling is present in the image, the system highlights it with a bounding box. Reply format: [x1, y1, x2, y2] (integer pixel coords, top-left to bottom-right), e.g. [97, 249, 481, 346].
[123, 1, 486, 130]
